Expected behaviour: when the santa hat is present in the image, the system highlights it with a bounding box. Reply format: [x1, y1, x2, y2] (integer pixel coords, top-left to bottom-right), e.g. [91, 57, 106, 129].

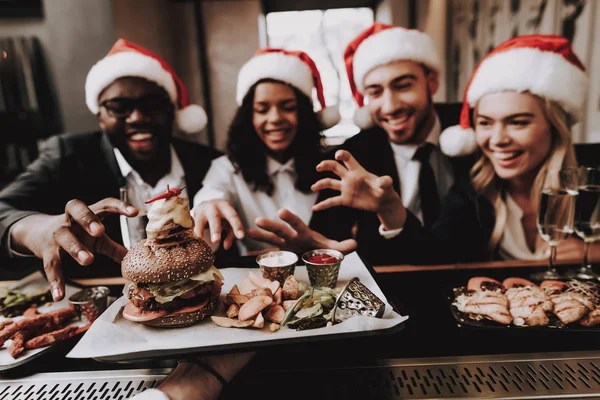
[440, 35, 587, 157]
[344, 22, 441, 129]
[85, 38, 207, 134]
[236, 48, 341, 129]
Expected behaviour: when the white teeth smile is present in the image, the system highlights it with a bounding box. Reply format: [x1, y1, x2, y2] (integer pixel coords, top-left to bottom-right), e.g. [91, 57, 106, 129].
[266, 129, 286, 135]
[130, 133, 153, 141]
[386, 114, 410, 125]
[493, 151, 522, 161]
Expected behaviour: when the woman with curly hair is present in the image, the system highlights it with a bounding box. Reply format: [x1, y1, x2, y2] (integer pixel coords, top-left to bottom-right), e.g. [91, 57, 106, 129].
[192, 49, 344, 255]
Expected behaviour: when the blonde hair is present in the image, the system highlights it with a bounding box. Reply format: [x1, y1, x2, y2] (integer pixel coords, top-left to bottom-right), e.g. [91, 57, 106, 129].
[470, 93, 578, 256]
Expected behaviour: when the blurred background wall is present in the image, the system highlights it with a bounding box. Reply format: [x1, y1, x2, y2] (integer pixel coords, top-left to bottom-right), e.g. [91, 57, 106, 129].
[1, 0, 598, 166]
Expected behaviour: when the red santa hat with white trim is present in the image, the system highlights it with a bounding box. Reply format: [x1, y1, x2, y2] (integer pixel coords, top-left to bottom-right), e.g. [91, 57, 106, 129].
[440, 35, 587, 157]
[85, 38, 207, 133]
[344, 22, 441, 129]
[236, 48, 341, 129]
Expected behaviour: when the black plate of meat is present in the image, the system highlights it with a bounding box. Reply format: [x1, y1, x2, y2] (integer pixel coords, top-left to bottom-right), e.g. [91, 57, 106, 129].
[449, 276, 600, 330]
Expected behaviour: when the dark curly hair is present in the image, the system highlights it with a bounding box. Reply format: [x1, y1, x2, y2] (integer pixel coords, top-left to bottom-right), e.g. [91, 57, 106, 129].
[227, 78, 324, 195]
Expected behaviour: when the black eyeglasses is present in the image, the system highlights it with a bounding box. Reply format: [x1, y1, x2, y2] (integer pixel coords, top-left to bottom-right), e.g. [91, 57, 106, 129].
[99, 95, 173, 118]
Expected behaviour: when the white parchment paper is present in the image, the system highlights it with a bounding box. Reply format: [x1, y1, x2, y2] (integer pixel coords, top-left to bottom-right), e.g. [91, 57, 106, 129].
[67, 252, 408, 361]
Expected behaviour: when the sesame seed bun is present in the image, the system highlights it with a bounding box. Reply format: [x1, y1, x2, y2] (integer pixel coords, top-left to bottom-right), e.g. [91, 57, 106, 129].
[121, 237, 214, 283]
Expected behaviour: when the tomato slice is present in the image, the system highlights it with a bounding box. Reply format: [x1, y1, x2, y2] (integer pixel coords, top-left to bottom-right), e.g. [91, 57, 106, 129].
[122, 302, 168, 322]
[502, 277, 537, 288]
[171, 299, 209, 315]
[467, 277, 502, 291]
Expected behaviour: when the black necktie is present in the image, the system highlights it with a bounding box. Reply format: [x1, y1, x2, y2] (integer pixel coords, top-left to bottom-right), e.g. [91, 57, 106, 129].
[413, 143, 440, 228]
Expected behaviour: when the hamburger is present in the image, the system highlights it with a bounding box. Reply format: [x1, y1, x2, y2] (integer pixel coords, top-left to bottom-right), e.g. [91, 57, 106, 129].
[121, 188, 223, 328]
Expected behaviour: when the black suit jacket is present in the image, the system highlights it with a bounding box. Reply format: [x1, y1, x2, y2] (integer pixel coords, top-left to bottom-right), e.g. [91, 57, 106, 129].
[375, 142, 600, 265]
[0, 131, 221, 277]
[309, 103, 474, 266]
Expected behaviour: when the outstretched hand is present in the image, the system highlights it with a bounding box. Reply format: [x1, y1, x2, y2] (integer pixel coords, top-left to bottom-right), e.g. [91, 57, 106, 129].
[12, 198, 138, 301]
[312, 150, 406, 231]
[247, 208, 357, 255]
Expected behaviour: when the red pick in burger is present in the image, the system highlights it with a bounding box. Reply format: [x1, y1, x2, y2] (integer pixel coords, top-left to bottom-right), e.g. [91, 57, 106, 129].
[121, 187, 223, 328]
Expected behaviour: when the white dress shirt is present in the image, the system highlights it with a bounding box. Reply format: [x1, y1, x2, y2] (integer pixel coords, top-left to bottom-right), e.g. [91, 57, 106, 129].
[499, 194, 546, 260]
[114, 146, 188, 247]
[380, 117, 454, 237]
[193, 155, 317, 255]
[114, 146, 189, 210]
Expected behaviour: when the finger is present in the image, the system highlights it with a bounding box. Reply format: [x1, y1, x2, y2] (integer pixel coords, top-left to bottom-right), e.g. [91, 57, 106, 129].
[205, 207, 223, 243]
[312, 196, 345, 212]
[218, 203, 245, 239]
[254, 217, 297, 242]
[375, 175, 394, 190]
[335, 150, 361, 171]
[222, 228, 236, 250]
[65, 199, 105, 237]
[316, 160, 347, 178]
[42, 247, 65, 301]
[52, 226, 95, 266]
[328, 238, 358, 254]
[192, 208, 208, 239]
[278, 209, 310, 235]
[89, 198, 139, 219]
[246, 228, 286, 247]
[95, 234, 128, 263]
[311, 178, 342, 193]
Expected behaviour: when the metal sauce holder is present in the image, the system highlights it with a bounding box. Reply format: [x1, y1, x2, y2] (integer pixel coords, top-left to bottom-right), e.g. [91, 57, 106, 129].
[68, 287, 111, 324]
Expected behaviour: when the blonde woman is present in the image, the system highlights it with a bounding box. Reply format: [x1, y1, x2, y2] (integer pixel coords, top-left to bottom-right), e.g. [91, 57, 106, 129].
[250, 35, 595, 264]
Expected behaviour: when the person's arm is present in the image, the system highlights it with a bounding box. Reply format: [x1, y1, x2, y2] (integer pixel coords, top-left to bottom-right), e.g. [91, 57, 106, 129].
[130, 352, 256, 400]
[386, 177, 489, 265]
[10, 198, 138, 301]
[0, 136, 67, 258]
[192, 157, 244, 250]
[310, 150, 486, 265]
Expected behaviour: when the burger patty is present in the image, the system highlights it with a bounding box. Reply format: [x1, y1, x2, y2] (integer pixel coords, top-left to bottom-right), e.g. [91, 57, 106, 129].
[128, 280, 222, 312]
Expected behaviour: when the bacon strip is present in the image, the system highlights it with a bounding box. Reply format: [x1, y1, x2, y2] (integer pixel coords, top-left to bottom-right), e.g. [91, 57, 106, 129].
[0, 314, 52, 347]
[23, 306, 39, 318]
[8, 332, 26, 358]
[0, 307, 76, 347]
[24, 326, 79, 349]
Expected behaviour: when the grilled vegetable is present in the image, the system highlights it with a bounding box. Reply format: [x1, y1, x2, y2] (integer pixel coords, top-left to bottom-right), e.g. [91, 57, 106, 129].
[0, 290, 52, 318]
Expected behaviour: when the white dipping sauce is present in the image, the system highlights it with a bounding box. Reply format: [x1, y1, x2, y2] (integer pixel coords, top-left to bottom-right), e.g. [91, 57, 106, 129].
[259, 252, 297, 267]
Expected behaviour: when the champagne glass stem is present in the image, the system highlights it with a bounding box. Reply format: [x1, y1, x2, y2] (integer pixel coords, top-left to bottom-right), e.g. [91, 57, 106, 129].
[549, 245, 557, 274]
[583, 241, 591, 270]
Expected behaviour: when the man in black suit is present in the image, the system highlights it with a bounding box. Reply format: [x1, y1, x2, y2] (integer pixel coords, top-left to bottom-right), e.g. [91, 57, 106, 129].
[0, 39, 220, 301]
[248, 23, 471, 265]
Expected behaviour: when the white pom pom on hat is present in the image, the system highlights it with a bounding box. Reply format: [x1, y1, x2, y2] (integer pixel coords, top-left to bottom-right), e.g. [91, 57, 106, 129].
[85, 38, 207, 134]
[439, 34, 587, 157]
[236, 49, 341, 129]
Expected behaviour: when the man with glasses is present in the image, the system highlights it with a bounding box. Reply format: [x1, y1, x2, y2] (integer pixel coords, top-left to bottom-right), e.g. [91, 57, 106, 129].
[0, 39, 221, 301]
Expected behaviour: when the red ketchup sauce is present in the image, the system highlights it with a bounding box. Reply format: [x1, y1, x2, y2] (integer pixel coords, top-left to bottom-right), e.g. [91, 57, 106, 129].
[306, 254, 340, 264]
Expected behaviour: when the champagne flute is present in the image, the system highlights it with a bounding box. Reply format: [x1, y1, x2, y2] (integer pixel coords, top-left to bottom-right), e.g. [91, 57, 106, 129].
[566, 167, 600, 279]
[530, 168, 578, 281]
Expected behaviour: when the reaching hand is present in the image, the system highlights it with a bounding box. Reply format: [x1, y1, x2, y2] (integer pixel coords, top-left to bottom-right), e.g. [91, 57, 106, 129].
[12, 198, 138, 301]
[312, 150, 406, 230]
[192, 200, 245, 250]
[158, 352, 256, 400]
[247, 208, 357, 255]
[555, 237, 585, 262]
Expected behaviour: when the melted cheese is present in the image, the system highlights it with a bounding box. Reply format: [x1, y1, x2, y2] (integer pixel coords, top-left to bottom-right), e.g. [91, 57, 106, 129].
[189, 266, 224, 283]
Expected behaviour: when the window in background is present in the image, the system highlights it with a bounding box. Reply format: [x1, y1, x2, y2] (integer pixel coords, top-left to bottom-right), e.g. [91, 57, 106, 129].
[266, 8, 374, 145]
